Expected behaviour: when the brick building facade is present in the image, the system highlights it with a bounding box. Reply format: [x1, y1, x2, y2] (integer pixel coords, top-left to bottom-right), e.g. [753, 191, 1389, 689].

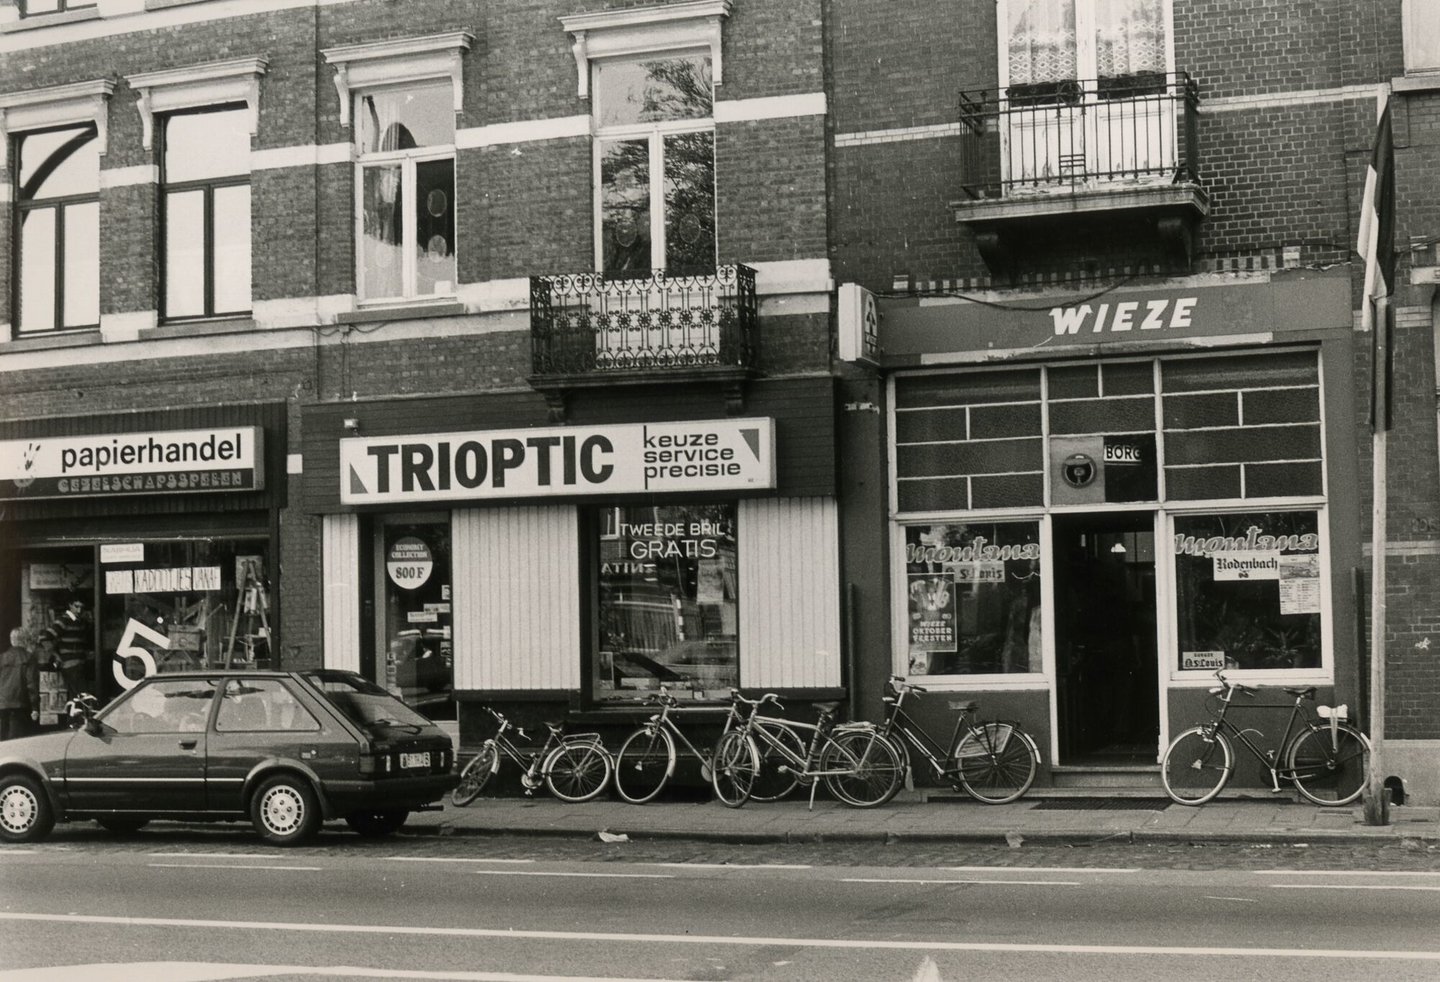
[1, 0, 1436, 802]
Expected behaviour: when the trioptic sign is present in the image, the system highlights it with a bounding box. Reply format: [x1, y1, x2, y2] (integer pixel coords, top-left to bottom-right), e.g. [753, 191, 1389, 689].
[0, 427, 263, 502]
[340, 418, 776, 504]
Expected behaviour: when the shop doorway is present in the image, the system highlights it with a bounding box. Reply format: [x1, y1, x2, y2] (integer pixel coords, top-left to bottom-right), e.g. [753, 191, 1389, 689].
[1053, 512, 1159, 765]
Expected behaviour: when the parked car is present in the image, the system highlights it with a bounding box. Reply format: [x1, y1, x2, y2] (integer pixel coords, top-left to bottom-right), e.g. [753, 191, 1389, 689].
[0, 669, 457, 846]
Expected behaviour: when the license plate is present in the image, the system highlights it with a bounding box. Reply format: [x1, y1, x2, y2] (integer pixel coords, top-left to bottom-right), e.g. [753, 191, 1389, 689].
[399, 752, 431, 769]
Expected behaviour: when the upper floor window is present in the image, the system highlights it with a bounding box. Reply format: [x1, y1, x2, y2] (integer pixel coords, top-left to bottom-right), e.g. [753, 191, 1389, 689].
[354, 82, 456, 302]
[162, 106, 251, 321]
[593, 52, 716, 275]
[1004, 0, 1169, 94]
[1404, 0, 1440, 75]
[15, 124, 99, 335]
[20, 0, 98, 16]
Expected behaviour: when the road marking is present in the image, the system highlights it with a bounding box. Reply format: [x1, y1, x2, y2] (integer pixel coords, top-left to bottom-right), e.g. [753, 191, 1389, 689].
[385, 857, 536, 865]
[1269, 884, 1440, 892]
[1204, 896, 1259, 903]
[650, 863, 812, 870]
[471, 870, 674, 880]
[149, 852, 291, 859]
[943, 866, 1138, 874]
[148, 863, 322, 872]
[1255, 870, 1440, 877]
[5, 912, 1440, 962]
[0, 961, 695, 982]
[843, 877, 1081, 886]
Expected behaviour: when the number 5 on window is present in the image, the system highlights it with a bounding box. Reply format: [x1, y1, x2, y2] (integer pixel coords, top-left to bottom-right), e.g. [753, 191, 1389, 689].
[113, 618, 169, 690]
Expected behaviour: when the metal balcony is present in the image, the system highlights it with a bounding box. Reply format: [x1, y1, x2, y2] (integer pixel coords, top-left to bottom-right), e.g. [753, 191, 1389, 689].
[951, 72, 1208, 274]
[528, 265, 758, 417]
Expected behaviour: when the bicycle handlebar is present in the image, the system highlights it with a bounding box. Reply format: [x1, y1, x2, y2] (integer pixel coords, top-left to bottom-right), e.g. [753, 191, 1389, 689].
[728, 689, 783, 712]
[888, 675, 927, 694]
[1212, 670, 1258, 697]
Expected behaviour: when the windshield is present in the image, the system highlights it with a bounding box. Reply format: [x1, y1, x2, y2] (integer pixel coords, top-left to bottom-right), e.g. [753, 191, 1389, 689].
[300, 670, 433, 731]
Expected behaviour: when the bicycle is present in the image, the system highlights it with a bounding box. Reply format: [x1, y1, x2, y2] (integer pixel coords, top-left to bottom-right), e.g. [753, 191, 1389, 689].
[1161, 670, 1371, 806]
[613, 686, 755, 804]
[449, 707, 613, 806]
[877, 676, 1040, 804]
[715, 692, 903, 809]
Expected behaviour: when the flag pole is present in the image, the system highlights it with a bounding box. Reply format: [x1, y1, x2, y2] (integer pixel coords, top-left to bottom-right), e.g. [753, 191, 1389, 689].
[1363, 290, 1389, 826]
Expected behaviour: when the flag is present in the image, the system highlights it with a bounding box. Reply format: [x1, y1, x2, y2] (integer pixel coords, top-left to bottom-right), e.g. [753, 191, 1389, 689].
[1357, 90, 1395, 431]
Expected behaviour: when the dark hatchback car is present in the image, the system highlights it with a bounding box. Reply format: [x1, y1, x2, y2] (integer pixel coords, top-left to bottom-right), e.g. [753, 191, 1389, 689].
[0, 669, 456, 846]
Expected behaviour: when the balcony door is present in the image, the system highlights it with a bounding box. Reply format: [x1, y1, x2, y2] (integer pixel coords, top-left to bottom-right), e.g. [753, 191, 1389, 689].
[1000, 0, 1174, 191]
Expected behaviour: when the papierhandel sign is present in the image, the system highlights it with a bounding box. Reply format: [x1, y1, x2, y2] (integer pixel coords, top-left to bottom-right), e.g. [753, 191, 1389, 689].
[340, 417, 776, 505]
[0, 427, 264, 502]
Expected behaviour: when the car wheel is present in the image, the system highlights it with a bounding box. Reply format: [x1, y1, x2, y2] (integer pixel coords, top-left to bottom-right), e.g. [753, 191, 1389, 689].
[95, 817, 150, 834]
[250, 775, 321, 846]
[344, 809, 409, 837]
[0, 774, 55, 844]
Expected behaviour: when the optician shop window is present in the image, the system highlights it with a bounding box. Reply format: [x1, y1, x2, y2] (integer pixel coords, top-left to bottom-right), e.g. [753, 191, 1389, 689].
[375, 517, 453, 718]
[1173, 511, 1323, 673]
[902, 521, 1042, 677]
[594, 503, 737, 702]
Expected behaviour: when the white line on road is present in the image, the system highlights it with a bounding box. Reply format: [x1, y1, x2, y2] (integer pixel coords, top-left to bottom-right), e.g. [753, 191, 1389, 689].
[147, 863, 322, 872]
[385, 857, 536, 865]
[843, 877, 1082, 886]
[1254, 870, 1440, 877]
[943, 866, 1139, 873]
[649, 863, 812, 870]
[1204, 896, 1259, 903]
[4, 911, 1440, 962]
[471, 870, 674, 880]
[0, 961, 697, 982]
[1269, 884, 1440, 892]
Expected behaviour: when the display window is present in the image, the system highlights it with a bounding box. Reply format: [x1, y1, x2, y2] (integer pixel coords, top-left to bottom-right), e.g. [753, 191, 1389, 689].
[1172, 510, 1324, 673]
[376, 517, 453, 718]
[594, 502, 738, 701]
[901, 521, 1042, 677]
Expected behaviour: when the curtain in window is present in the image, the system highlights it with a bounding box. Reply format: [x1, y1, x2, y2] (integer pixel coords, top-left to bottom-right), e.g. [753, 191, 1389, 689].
[1007, 0, 1077, 86]
[1095, 0, 1166, 78]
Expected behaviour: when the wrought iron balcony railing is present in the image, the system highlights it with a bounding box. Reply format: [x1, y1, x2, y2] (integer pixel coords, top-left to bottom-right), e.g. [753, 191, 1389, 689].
[529, 265, 757, 379]
[956, 72, 1200, 201]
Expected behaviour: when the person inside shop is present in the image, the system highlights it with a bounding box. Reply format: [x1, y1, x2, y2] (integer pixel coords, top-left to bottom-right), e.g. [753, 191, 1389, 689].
[0, 628, 41, 740]
[45, 596, 93, 704]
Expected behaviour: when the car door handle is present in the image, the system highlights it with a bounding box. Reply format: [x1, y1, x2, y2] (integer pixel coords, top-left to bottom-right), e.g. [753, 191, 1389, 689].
[178, 739, 198, 750]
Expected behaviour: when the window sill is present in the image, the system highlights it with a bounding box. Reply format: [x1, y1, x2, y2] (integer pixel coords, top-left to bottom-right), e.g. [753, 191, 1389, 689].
[336, 301, 466, 326]
[142, 317, 256, 340]
[1394, 72, 1440, 94]
[145, 0, 212, 10]
[1, 8, 102, 33]
[2, 329, 101, 351]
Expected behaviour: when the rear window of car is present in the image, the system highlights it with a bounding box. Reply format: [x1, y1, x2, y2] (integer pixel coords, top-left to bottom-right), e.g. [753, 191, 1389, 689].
[300, 671, 433, 731]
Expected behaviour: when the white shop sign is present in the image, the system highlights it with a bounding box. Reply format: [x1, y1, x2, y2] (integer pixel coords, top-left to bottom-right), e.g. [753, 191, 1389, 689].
[1212, 550, 1281, 581]
[340, 418, 776, 505]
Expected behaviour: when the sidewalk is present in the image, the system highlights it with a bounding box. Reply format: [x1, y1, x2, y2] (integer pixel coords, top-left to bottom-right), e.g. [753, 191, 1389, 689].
[402, 790, 1440, 847]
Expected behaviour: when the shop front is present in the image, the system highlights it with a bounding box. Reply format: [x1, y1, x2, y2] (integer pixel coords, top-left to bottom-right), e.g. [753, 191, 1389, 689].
[874, 271, 1361, 786]
[0, 405, 287, 722]
[301, 380, 842, 742]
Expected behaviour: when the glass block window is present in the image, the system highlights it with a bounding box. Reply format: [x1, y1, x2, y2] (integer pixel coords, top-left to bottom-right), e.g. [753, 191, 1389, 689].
[894, 369, 1045, 512]
[1161, 351, 1321, 500]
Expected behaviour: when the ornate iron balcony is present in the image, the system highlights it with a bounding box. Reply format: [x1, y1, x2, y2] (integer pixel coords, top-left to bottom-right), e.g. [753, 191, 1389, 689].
[529, 265, 757, 379]
[956, 72, 1201, 200]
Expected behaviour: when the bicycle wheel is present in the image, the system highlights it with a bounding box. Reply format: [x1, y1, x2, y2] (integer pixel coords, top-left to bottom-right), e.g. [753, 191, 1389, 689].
[749, 720, 805, 803]
[953, 722, 1039, 805]
[1161, 726, 1233, 805]
[613, 725, 676, 804]
[710, 729, 760, 808]
[823, 729, 904, 808]
[450, 742, 499, 807]
[1287, 724, 1369, 806]
[543, 740, 613, 803]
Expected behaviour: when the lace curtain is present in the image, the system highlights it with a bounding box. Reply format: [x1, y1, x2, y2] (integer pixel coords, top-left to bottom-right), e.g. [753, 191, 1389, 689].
[1007, 0, 1165, 84]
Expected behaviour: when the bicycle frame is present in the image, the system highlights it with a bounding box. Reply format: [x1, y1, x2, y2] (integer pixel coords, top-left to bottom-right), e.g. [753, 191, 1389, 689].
[1201, 681, 1345, 793]
[742, 703, 888, 808]
[880, 687, 973, 782]
[641, 690, 730, 782]
[486, 713, 607, 794]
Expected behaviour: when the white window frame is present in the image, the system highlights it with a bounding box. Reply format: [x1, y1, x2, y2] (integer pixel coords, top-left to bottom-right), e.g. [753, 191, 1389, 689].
[561, 1, 728, 275]
[1404, 0, 1440, 75]
[321, 33, 472, 305]
[996, 0, 1175, 90]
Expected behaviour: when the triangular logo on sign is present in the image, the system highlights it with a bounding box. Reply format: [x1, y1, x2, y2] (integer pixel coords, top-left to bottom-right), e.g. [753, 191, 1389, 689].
[740, 428, 760, 460]
[348, 464, 369, 496]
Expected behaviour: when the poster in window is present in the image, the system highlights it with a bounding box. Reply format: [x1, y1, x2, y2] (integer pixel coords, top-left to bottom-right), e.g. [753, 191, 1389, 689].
[1278, 554, 1322, 615]
[908, 574, 957, 653]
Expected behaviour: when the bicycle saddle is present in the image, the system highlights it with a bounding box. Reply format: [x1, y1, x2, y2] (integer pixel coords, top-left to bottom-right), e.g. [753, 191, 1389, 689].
[1283, 686, 1317, 700]
[544, 721, 565, 733]
[814, 701, 841, 716]
[951, 700, 978, 714]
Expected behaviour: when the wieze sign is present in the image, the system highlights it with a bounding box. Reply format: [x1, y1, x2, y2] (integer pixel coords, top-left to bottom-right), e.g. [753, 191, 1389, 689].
[340, 418, 775, 505]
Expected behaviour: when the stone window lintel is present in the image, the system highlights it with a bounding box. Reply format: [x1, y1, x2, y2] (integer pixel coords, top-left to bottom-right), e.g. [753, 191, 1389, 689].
[0, 77, 115, 168]
[125, 56, 268, 150]
[559, 0, 731, 100]
[321, 31, 474, 128]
